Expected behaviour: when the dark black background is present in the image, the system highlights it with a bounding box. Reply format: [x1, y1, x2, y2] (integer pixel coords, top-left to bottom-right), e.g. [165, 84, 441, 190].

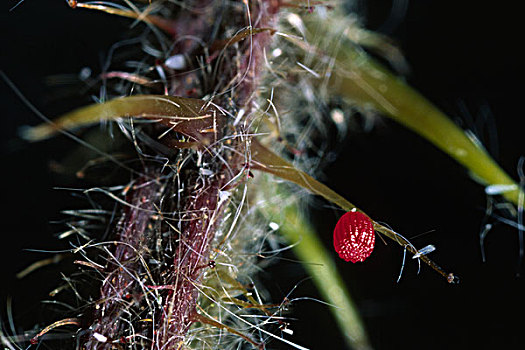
[1, 1, 524, 349]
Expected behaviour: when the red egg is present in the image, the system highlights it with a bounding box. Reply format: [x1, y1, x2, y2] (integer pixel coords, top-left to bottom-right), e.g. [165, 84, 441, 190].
[333, 211, 375, 263]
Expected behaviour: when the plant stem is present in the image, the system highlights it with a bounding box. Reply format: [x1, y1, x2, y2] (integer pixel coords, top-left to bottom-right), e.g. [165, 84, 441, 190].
[261, 187, 372, 350]
[303, 17, 523, 206]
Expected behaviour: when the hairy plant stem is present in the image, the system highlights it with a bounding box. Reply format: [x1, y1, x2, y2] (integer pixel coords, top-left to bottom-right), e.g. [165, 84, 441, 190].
[85, 173, 162, 349]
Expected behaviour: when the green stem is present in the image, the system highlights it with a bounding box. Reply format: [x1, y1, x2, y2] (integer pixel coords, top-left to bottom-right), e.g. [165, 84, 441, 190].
[261, 187, 372, 350]
[251, 139, 454, 281]
[302, 17, 522, 206]
[333, 54, 521, 205]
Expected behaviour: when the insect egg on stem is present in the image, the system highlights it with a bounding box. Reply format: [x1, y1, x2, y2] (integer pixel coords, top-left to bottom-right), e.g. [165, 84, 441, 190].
[333, 210, 375, 263]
